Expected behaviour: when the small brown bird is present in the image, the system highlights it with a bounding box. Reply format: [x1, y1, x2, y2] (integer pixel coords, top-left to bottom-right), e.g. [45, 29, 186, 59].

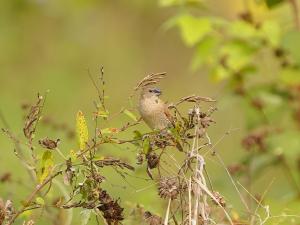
[138, 87, 172, 130]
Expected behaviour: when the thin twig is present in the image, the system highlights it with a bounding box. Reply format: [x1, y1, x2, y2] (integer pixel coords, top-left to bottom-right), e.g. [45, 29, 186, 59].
[7, 171, 62, 225]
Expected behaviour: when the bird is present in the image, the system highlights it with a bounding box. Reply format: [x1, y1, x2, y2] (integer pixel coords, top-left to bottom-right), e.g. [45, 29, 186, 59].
[138, 87, 173, 130]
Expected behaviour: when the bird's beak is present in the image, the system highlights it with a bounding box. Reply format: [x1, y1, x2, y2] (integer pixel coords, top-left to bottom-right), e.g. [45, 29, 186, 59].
[152, 88, 162, 96]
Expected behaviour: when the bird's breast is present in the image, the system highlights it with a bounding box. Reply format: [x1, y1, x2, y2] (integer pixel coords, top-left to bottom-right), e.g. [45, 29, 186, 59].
[138, 98, 170, 130]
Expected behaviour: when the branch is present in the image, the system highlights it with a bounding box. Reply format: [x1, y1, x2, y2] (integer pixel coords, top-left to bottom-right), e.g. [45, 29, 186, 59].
[289, 0, 300, 30]
[7, 171, 62, 225]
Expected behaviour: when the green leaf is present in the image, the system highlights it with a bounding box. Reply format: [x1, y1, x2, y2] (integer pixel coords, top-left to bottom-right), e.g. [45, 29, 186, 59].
[133, 130, 143, 139]
[97, 110, 109, 118]
[267, 130, 300, 157]
[259, 20, 281, 46]
[265, 0, 285, 8]
[210, 66, 230, 82]
[159, 0, 179, 6]
[176, 14, 212, 46]
[38, 150, 54, 183]
[123, 109, 138, 121]
[228, 20, 257, 39]
[159, 0, 203, 7]
[220, 40, 256, 71]
[80, 209, 91, 225]
[191, 35, 219, 70]
[258, 91, 283, 106]
[35, 197, 45, 205]
[282, 31, 300, 64]
[280, 68, 300, 85]
[142, 137, 151, 154]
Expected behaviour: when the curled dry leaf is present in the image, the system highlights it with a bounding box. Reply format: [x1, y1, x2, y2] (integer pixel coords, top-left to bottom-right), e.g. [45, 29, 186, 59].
[38, 138, 60, 150]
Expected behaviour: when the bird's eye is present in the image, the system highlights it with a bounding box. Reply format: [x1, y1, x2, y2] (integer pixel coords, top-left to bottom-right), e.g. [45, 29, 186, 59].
[149, 90, 153, 93]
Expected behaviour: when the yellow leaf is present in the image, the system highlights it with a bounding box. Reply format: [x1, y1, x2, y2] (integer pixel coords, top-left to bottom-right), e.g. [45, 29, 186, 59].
[76, 110, 89, 150]
[69, 149, 77, 161]
[100, 127, 119, 134]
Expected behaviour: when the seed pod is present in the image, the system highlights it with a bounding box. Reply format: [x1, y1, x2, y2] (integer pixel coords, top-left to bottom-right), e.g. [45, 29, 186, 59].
[158, 177, 181, 200]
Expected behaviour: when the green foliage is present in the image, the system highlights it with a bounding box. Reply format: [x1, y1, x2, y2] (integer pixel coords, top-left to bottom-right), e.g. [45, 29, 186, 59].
[280, 68, 300, 84]
[80, 209, 92, 225]
[159, 0, 203, 7]
[38, 150, 54, 183]
[35, 197, 45, 206]
[265, 0, 285, 8]
[142, 136, 151, 154]
[123, 109, 138, 122]
[162, 0, 300, 222]
[282, 31, 300, 64]
[174, 14, 212, 47]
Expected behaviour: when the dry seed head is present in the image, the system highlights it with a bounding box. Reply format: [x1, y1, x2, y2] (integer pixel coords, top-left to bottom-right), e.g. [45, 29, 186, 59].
[146, 152, 159, 169]
[23, 220, 35, 225]
[134, 72, 167, 91]
[144, 211, 163, 225]
[158, 177, 181, 200]
[176, 95, 216, 106]
[98, 190, 124, 224]
[38, 138, 60, 150]
[213, 191, 226, 207]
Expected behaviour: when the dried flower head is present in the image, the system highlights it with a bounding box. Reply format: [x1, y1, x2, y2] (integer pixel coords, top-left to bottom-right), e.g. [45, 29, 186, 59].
[38, 138, 60, 150]
[0, 200, 5, 225]
[241, 128, 270, 151]
[144, 211, 162, 225]
[0, 199, 14, 224]
[158, 177, 181, 200]
[147, 152, 159, 169]
[136, 153, 144, 165]
[22, 220, 35, 225]
[98, 190, 124, 224]
[212, 191, 226, 207]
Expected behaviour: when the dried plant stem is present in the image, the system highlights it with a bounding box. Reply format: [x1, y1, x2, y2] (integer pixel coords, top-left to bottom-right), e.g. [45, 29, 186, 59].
[7, 171, 62, 225]
[53, 179, 73, 225]
[289, 0, 300, 30]
[194, 179, 233, 225]
[215, 153, 251, 213]
[188, 178, 192, 225]
[164, 198, 172, 225]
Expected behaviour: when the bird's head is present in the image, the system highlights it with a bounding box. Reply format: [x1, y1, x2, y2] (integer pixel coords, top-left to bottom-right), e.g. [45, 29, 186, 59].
[141, 87, 162, 99]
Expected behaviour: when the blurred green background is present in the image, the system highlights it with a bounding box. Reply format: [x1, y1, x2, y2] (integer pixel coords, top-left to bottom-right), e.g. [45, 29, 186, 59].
[1, 0, 300, 224]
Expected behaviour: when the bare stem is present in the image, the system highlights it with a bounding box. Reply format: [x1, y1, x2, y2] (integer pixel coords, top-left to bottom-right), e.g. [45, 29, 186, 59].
[7, 171, 62, 225]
